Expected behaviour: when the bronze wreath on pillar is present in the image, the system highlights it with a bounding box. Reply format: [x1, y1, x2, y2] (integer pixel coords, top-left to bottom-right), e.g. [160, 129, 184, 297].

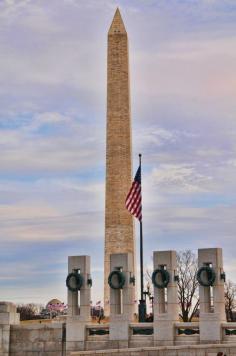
[152, 268, 170, 289]
[108, 270, 126, 289]
[197, 266, 216, 287]
[66, 272, 83, 292]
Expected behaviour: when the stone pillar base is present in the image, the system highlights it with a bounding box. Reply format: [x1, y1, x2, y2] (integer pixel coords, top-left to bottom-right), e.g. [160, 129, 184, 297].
[154, 320, 175, 346]
[66, 318, 87, 353]
[0, 302, 20, 356]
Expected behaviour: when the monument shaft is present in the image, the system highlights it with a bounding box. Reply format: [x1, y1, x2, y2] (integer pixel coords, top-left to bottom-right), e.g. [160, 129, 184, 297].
[104, 9, 135, 313]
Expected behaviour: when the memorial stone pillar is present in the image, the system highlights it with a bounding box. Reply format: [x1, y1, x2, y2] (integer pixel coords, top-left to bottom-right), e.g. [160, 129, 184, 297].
[109, 253, 135, 348]
[66, 255, 91, 353]
[153, 251, 179, 346]
[198, 248, 226, 343]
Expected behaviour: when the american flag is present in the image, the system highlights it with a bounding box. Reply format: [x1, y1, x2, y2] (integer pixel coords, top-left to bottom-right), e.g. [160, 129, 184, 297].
[125, 165, 142, 221]
[47, 302, 66, 312]
[95, 301, 102, 310]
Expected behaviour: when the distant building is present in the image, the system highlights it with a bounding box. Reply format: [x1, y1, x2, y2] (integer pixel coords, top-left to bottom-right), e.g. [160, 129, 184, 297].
[46, 298, 66, 314]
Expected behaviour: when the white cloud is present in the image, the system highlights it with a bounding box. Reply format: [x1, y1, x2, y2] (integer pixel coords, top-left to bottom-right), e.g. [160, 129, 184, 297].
[227, 159, 236, 167]
[26, 112, 72, 131]
[146, 164, 212, 194]
[132, 37, 236, 116]
[0, 111, 105, 173]
[135, 127, 176, 149]
[0, 177, 104, 242]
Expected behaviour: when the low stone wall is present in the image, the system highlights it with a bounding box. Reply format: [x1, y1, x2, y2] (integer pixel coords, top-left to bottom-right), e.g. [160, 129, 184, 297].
[9, 322, 66, 355]
[70, 344, 236, 356]
[2, 301, 236, 355]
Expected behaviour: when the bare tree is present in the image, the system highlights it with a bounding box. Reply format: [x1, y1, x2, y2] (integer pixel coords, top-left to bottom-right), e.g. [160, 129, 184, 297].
[177, 250, 199, 321]
[225, 280, 236, 321]
[17, 303, 39, 321]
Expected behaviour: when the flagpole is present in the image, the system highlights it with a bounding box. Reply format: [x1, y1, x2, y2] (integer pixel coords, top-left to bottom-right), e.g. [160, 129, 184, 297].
[138, 153, 146, 322]
[139, 154, 144, 301]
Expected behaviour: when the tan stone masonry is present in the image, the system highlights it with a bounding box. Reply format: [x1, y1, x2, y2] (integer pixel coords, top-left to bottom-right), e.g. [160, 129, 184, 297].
[104, 8, 135, 315]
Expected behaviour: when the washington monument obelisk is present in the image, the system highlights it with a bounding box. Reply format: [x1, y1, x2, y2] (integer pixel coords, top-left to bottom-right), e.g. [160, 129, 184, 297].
[104, 8, 135, 315]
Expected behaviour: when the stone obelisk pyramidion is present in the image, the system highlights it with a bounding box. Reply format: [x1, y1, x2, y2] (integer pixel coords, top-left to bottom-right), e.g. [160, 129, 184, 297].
[104, 8, 135, 315]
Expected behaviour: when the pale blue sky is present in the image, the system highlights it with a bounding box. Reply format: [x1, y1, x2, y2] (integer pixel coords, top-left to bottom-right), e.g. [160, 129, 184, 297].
[0, 0, 236, 305]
